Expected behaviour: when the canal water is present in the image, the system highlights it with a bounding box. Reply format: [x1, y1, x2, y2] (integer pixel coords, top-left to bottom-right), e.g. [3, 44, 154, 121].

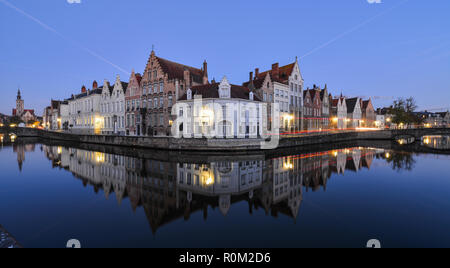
[0, 137, 449, 248]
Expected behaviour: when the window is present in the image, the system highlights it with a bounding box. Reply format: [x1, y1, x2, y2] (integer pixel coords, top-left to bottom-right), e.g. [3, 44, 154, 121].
[159, 97, 163, 108]
[160, 115, 164, 126]
[154, 98, 158, 108]
[263, 93, 267, 101]
[160, 81, 164, 93]
[149, 84, 153, 94]
[168, 95, 173, 107]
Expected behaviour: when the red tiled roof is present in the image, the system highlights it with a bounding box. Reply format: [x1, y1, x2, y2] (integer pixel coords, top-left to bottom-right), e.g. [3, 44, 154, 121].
[331, 99, 339, 107]
[178, 83, 261, 101]
[156, 56, 204, 83]
[257, 63, 295, 84]
[242, 77, 266, 89]
[12, 109, 35, 116]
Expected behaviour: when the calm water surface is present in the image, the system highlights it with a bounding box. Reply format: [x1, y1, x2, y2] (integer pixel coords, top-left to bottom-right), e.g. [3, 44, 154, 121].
[1, 137, 450, 248]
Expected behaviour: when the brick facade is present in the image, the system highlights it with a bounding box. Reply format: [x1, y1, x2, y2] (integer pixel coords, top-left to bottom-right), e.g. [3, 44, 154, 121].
[140, 50, 208, 136]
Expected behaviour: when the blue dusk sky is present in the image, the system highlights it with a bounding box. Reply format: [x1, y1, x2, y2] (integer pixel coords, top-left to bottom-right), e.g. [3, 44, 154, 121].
[0, 0, 449, 116]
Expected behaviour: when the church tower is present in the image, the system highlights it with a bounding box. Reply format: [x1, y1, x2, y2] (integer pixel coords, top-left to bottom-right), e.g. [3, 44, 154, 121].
[16, 89, 24, 116]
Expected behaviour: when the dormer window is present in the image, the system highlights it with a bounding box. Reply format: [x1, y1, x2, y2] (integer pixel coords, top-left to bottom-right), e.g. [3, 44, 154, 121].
[219, 77, 231, 99]
[249, 92, 254, 101]
[187, 88, 192, 100]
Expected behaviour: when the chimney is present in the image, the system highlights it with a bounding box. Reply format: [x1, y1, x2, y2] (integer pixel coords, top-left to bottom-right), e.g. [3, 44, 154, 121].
[81, 85, 86, 93]
[255, 68, 259, 78]
[272, 63, 279, 79]
[202, 60, 208, 85]
[249, 72, 253, 82]
[92, 81, 98, 89]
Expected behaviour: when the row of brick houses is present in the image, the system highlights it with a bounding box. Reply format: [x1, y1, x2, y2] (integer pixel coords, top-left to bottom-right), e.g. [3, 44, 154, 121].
[43, 50, 379, 137]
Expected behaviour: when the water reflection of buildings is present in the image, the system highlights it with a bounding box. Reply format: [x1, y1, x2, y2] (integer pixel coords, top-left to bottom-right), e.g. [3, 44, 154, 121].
[39, 145, 378, 234]
[13, 143, 35, 171]
[422, 135, 450, 150]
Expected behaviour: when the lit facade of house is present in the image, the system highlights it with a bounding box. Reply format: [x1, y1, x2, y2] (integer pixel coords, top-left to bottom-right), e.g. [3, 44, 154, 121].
[100, 76, 128, 135]
[67, 82, 103, 134]
[331, 96, 347, 129]
[303, 87, 322, 130]
[244, 59, 304, 132]
[176, 77, 263, 139]
[319, 85, 331, 129]
[346, 97, 362, 128]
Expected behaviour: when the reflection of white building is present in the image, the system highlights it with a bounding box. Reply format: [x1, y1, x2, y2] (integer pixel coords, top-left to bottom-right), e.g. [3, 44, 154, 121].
[272, 156, 303, 218]
[336, 151, 347, 174]
[176, 77, 264, 139]
[177, 160, 263, 216]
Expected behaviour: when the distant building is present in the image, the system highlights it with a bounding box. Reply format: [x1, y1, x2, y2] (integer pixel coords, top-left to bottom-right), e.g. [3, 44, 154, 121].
[425, 111, 450, 127]
[12, 89, 36, 123]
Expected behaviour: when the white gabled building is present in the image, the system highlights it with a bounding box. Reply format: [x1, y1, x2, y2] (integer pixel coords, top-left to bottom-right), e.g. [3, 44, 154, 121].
[346, 97, 362, 128]
[67, 81, 103, 134]
[331, 96, 347, 129]
[176, 76, 264, 139]
[100, 76, 128, 135]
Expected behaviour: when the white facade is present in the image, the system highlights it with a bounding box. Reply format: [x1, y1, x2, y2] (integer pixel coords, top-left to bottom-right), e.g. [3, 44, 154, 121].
[347, 98, 362, 128]
[60, 102, 69, 130]
[376, 114, 385, 129]
[337, 97, 347, 129]
[67, 88, 103, 134]
[287, 61, 304, 131]
[176, 77, 264, 139]
[100, 76, 127, 135]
